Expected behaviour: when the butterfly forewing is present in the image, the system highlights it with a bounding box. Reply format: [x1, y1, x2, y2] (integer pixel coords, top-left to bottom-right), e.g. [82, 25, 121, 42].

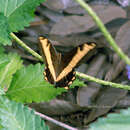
[39, 37, 62, 81]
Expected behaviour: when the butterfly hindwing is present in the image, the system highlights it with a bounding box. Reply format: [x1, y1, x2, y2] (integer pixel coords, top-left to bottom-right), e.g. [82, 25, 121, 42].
[44, 66, 76, 88]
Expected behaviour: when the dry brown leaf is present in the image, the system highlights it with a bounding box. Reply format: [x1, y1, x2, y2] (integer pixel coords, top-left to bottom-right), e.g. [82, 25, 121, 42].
[50, 5, 126, 35]
[85, 87, 127, 124]
[77, 54, 106, 107]
[105, 21, 130, 81]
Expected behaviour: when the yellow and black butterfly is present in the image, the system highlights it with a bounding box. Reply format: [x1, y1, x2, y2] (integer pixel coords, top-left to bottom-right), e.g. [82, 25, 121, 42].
[39, 37, 96, 89]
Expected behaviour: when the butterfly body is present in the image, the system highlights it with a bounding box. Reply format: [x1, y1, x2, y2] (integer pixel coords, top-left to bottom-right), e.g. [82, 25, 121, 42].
[39, 37, 96, 89]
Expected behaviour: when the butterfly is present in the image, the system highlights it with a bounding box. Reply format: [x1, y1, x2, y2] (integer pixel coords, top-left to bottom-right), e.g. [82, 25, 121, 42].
[39, 37, 96, 89]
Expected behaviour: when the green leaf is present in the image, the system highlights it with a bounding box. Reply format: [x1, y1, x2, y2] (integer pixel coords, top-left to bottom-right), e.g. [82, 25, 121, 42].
[0, 125, 3, 130]
[70, 78, 86, 88]
[0, 0, 45, 45]
[0, 55, 9, 68]
[0, 96, 49, 130]
[0, 45, 5, 54]
[0, 86, 6, 96]
[6, 64, 67, 103]
[0, 13, 11, 45]
[0, 53, 23, 89]
[89, 107, 130, 130]
[0, 0, 45, 32]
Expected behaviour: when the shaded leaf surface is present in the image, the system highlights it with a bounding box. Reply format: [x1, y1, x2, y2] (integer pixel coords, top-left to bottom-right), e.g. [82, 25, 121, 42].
[30, 99, 83, 116]
[0, 45, 5, 54]
[86, 87, 127, 123]
[0, 53, 23, 89]
[43, 0, 78, 11]
[89, 107, 130, 130]
[77, 54, 106, 107]
[0, 13, 11, 45]
[50, 5, 126, 35]
[115, 21, 130, 53]
[40, 8, 64, 22]
[44, 33, 97, 47]
[105, 21, 130, 81]
[0, 55, 9, 68]
[105, 60, 126, 81]
[0, 96, 49, 130]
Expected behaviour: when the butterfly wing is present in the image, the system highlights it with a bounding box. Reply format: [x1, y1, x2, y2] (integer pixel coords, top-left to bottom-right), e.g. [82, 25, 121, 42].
[56, 43, 96, 82]
[39, 37, 61, 83]
[39, 37, 96, 88]
[44, 66, 76, 88]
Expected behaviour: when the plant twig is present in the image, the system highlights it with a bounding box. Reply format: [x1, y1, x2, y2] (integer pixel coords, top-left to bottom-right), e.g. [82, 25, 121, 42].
[76, 71, 130, 90]
[10, 33, 43, 62]
[34, 109, 78, 130]
[75, 0, 130, 65]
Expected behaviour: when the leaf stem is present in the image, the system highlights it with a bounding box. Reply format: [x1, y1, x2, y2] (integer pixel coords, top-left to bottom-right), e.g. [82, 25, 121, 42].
[10, 33, 43, 62]
[76, 72, 130, 90]
[75, 0, 130, 65]
[34, 109, 78, 130]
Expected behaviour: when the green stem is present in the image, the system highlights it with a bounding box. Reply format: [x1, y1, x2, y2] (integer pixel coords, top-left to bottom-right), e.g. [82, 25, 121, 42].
[76, 71, 130, 90]
[10, 33, 43, 62]
[10, 33, 130, 90]
[75, 0, 130, 65]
